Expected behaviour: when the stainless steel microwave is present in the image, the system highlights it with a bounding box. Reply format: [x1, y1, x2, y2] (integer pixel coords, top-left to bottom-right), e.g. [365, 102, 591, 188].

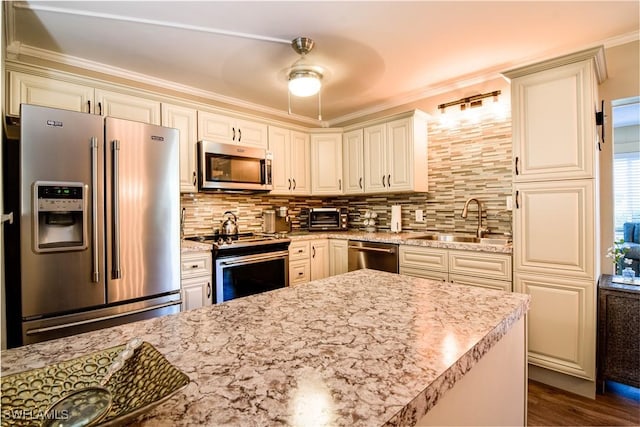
[198, 141, 272, 192]
[308, 207, 348, 231]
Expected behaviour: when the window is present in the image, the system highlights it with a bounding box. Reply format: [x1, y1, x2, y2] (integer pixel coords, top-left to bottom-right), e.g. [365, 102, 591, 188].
[613, 98, 640, 239]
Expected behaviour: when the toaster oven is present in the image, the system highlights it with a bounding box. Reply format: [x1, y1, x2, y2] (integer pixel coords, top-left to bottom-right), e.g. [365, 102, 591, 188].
[308, 208, 348, 231]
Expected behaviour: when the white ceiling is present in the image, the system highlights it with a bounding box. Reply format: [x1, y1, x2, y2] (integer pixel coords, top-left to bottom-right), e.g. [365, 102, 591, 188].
[4, 1, 639, 126]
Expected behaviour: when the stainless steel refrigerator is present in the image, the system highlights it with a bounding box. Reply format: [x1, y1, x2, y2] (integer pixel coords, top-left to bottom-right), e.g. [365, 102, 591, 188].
[4, 104, 181, 347]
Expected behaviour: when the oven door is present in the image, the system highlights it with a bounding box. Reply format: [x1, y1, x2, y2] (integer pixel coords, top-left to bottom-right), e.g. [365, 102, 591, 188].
[215, 250, 289, 303]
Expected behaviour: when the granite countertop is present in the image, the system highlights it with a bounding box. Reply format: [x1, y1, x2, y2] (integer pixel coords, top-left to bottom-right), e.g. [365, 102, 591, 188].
[287, 230, 513, 254]
[180, 238, 213, 253]
[1, 270, 529, 426]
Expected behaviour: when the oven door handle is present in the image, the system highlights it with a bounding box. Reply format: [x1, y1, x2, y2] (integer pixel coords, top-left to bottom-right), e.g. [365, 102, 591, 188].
[219, 251, 289, 267]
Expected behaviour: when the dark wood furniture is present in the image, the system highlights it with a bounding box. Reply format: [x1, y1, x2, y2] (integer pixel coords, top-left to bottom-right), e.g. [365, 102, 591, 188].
[597, 274, 640, 393]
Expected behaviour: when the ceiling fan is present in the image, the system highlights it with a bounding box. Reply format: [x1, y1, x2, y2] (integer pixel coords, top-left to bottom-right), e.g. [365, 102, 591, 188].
[286, 36, 325, 120]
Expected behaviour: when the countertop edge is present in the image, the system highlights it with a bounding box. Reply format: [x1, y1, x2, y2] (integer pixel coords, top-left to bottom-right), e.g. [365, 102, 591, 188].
[385, 295, 529, 426]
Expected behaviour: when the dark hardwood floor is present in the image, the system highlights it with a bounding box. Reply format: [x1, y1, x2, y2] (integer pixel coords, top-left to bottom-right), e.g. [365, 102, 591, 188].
[528, 380, 640, 426]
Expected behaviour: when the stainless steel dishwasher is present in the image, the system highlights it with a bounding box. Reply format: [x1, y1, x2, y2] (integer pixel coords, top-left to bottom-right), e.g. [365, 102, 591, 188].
[347, 240, 399, 273]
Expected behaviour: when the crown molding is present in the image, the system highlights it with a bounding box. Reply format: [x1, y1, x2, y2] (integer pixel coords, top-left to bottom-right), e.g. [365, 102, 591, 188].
[11, 43, 325, 127]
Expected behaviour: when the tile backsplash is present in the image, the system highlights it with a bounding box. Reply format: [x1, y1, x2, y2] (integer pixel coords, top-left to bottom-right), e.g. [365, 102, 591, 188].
[181, 108, 512, 238]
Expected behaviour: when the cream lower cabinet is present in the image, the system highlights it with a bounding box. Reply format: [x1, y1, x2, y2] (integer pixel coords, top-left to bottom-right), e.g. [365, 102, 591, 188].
[289, 239, 330, 286]
[515, 273, 595, 379]
[198, 110, 267, 148]
[399, 245, 512, 291]
[181, 251, 213, 311]
[329, 239, 349, 276]
[162, 103, 198, 193]
[311, 132, 343, 195]
[268, 126, 310, 195]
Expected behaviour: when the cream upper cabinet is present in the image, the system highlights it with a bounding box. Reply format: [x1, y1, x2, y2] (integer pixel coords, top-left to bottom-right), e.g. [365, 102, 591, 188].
[8, 71, 94, 115]
[311, 132, 343, 195]
[508, 57, 601, 182]
[513, 179, 595, 279]
[342, 129, 365, 194]
[329, 239, 349, 276]
[198, 111, 267, 148]
[162, 103, 198, 193]
[95, 89, 161, 124]
[268, 126, 310, 195]
[361, 111, 428, 194]
[515, 273, 595, 380]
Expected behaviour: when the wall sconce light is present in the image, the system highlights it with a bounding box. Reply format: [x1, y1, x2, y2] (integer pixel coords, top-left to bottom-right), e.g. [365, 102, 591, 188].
[438, 90, 501, 113]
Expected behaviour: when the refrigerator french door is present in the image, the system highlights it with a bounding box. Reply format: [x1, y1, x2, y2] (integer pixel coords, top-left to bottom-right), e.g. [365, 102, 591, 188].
[4, 104, 181, 347]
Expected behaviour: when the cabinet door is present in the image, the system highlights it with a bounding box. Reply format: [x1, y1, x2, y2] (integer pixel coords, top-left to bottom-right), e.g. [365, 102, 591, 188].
[181, 277, 212, 311]
[386, 117, 413, 191]
[290, 131, 311, 195]
[311, 133, 343, 195]
[310, 239, 329, 281]
[329, 239, 348, 276]
[363, 124, 387, 193]
[235, 118, 268, 148]
[9, 72, 94, 115]
[343, 129, 365, 194]
[162, 103, 198, 193]
[290, 259, 310, 286]
[511, 60, 596, 181]
[514, 179, 595, 279]
[268, 126, 292, 195]
[198, 111, 235, 142]
[95, 89, 160, 124]
[515, 273, 595, 380]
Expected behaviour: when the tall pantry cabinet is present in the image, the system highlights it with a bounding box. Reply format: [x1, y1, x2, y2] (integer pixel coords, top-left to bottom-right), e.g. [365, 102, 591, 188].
[504, 47, 607, 390]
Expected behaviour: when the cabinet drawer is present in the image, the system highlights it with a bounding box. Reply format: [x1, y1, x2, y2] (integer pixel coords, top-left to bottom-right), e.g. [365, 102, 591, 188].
[181, 251, 212, 279]
[399, 246, 448, 271]
[289, 241, 310, 260]
[400, 266, 448, 282]
[448, 251, 512, 281]
[289, 259, 310, 286]
[449, 274, 512, 292]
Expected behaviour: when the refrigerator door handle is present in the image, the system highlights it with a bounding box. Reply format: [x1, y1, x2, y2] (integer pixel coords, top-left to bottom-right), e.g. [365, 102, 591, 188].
[91, 137, 100, 282]
[111, 139, 122, 279]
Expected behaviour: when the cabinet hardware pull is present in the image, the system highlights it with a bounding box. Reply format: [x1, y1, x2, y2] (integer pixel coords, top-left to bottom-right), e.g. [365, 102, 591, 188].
[515, 190, 520, 209]
[238, 128, 241, 142]
[98, 102, 102, 116]
[191, 264, 198, 268]
[382, 175, 386, 187]
[338, 179, 342, 190]
[232, 127, 236, 141]
[388, 174, 391, 187]
[288, 178, 292, 190]
[297, 249, 304, 253]
[298, 271, 304, 276]
[359, 177, 363, 189]
[192, 171, 197, 186]
[312, 246, 316, 258]
[88, 100, 91, 114]
[292, 179, 296, 190]
[515, 157, 519, 175]
[206, 282, 211, 298]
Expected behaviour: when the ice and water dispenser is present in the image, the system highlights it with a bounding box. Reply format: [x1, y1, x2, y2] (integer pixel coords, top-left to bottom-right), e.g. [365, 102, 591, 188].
[32, 181, 87, 252]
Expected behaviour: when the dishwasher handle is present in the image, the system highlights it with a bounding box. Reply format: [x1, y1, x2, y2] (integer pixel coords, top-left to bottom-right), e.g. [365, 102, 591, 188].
[347, 245, 396, 254]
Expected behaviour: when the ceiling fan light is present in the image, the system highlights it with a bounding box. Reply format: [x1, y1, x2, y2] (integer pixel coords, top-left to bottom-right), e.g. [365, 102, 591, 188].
[288, 71, 322, 97]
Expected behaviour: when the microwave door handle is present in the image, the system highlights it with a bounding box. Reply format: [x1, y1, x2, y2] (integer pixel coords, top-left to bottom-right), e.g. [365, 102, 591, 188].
[91, 137, 100, 282]
[111, 140, 122, 279]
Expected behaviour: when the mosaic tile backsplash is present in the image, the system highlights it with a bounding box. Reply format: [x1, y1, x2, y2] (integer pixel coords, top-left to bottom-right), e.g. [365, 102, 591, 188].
[181, 109, 512, 238]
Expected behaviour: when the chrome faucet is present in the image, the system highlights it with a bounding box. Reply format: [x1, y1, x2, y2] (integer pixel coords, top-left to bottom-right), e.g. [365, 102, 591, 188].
[461, 198, 489, 238]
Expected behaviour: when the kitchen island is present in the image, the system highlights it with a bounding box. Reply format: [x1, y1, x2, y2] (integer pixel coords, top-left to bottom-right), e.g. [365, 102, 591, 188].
[1, 270, 529, 426]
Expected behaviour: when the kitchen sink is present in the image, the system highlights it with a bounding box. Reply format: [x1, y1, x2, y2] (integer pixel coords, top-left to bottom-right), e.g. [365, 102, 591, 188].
[409, 234, 510, 245]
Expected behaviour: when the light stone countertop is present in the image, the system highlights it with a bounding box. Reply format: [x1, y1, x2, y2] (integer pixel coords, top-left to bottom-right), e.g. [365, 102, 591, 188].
[286, 230, 513, 254]
[180, 238, 212, 253]
[1, 269, 529, 426]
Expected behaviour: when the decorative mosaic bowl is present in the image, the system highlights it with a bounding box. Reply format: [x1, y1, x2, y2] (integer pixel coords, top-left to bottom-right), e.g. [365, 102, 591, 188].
[1, 341, 189, 426]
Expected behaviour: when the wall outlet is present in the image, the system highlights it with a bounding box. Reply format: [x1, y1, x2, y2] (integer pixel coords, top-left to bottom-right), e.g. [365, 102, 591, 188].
[506, 196, 513, 211]
[415, 209, 424, 222]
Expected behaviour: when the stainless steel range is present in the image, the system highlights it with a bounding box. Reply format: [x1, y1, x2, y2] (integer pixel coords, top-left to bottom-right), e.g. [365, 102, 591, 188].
[187, 232, 291, 304]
